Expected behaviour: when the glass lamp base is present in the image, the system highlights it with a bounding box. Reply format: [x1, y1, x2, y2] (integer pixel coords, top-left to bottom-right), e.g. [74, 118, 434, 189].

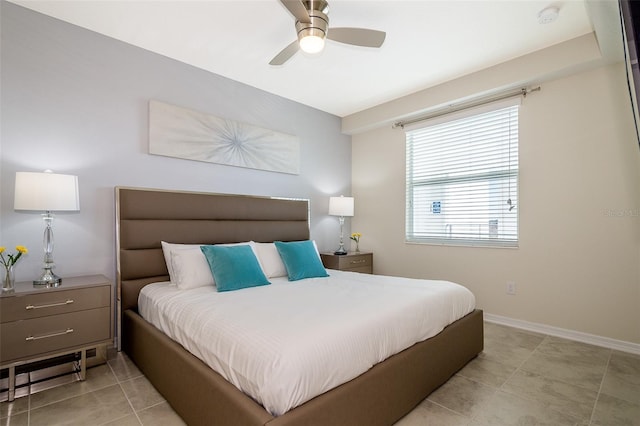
[334, 244, 348, 255]
[34, 268, 62, 287]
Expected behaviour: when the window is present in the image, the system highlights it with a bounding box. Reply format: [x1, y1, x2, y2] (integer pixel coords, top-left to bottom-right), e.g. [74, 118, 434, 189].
[405, 99, 519, 247]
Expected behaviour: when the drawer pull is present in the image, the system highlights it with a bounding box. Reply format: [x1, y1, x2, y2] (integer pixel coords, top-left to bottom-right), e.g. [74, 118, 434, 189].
[350, 259, 367, 264]
[25, 328, 74, 341]
[25, 299, 74, 310]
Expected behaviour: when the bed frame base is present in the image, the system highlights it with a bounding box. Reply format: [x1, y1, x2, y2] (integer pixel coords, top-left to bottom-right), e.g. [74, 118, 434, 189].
[123, 308, 483, 426]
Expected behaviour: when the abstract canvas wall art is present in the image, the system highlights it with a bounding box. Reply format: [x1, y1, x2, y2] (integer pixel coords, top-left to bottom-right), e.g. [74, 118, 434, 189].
[149, 100, 300, 175]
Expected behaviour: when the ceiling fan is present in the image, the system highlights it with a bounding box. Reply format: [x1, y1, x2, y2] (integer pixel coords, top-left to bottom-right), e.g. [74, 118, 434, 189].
[269, 0, 386, 65]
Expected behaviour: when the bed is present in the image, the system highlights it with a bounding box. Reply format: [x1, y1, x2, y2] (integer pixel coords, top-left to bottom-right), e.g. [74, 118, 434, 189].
[116, 187, 484, 426]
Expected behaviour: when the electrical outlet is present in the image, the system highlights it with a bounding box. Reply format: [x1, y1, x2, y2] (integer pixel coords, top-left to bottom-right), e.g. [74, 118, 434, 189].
[506, 281, 516, 295]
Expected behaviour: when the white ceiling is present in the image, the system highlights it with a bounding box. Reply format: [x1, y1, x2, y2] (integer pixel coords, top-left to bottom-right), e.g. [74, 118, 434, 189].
[11, 0, 598, 117]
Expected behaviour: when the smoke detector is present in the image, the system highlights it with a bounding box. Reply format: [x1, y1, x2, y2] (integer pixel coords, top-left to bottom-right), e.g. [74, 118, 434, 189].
[538, 6, 559, 24]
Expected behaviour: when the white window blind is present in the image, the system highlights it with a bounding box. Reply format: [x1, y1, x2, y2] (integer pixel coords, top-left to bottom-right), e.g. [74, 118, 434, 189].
[405, 99, 519, 247]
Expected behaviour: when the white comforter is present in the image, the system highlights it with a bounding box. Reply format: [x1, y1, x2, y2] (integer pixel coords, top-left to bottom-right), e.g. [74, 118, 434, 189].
[138, 270, 475, 416]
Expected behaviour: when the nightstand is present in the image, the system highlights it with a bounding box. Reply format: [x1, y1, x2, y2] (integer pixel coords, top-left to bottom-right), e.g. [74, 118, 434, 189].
[0, 275, 113, 401]
[320, 252, 373, 274]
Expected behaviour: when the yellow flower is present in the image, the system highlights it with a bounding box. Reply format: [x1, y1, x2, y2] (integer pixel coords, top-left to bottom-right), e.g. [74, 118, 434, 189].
[0, 245, 28, 268]
[349, 233, 362, 242]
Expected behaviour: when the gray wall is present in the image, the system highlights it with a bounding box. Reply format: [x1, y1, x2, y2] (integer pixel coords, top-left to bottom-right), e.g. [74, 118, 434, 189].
[0, 2, 352, 283]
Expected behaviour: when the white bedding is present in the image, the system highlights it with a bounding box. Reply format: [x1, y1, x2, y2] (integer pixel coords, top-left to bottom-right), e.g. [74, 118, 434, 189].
[138, 270, 475, 416]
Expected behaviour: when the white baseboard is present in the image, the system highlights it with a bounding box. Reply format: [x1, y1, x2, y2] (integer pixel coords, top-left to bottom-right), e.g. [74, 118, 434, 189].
[484, 313, 640, 355]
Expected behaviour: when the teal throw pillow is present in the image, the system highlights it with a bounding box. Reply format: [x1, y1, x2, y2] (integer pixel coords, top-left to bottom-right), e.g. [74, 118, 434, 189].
[200, 245, 270, 292]
[274, 240, 329, 281]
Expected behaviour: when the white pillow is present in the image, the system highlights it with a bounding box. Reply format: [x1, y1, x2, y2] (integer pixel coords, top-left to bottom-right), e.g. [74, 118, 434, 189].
[254, 242, 288, 278]
[161, 241, 202, 280]
[254, 241, 322, 278]
[170, 248, 215, 290]
[161, 241, 261, 288]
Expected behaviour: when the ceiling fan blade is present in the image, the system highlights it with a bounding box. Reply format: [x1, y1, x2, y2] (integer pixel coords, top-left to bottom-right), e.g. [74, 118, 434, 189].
[280, 0, 310, 23]
[327, 28, 386, 48]
[269, 40, 300, 65]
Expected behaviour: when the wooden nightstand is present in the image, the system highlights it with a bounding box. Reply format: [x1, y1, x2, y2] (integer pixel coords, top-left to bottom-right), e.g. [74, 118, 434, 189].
[0, 275, 113, 401]
[320, 252, 373, 274]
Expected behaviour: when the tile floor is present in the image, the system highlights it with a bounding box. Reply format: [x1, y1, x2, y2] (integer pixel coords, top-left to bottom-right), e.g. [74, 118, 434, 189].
[1, 322, 638, 425]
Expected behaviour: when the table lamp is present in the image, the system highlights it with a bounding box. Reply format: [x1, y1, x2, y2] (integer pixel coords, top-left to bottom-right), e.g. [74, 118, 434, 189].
[14, 171, 80, 287]
[329, 195, 354, 255]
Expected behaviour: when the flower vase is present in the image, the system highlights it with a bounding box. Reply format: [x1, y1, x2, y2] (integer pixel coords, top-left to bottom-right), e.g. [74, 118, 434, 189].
[355, 242, 360, 253]
[2, 264, 15, 292]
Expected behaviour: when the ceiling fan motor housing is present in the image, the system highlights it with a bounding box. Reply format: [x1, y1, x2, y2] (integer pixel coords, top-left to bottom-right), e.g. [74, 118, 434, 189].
[303, 0, 329, 14]
[295, 8, 328, 41]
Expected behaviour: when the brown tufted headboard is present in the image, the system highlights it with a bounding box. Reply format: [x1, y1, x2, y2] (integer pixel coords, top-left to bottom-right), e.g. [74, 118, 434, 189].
[115, 187, 310, 313]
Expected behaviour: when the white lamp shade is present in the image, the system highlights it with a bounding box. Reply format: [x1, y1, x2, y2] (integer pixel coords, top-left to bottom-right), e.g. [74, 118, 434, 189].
[14, 172, 80, 211]
[329, 196, 354, 217]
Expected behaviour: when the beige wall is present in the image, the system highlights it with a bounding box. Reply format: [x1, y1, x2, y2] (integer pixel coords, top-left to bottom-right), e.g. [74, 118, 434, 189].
[351, 62, 640, 344]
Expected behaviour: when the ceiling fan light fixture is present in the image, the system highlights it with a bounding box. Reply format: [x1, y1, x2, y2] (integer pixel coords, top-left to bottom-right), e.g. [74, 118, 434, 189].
[298, 28, 325, 54]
